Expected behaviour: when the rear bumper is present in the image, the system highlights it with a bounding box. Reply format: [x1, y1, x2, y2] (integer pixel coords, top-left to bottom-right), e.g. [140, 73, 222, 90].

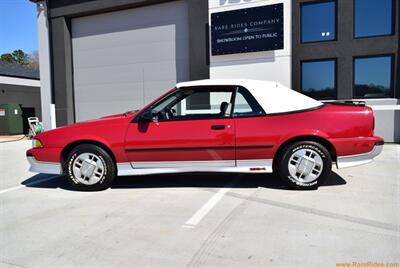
[336, 141, 383, 168]
[27, 155, 62, 175]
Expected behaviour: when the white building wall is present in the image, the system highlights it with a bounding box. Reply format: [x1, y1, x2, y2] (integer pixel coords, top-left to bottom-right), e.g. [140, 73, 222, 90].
[209, 0, 292, 88]
[362, 99, 400, 143]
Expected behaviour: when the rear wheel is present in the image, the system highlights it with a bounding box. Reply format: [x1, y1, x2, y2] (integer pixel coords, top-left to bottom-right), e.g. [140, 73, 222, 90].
[276, 141, 332, 190]
[64, 144, 116, 191]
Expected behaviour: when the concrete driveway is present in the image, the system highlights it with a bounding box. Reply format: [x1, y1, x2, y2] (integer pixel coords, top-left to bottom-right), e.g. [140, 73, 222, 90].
[0, 140, 399, 267]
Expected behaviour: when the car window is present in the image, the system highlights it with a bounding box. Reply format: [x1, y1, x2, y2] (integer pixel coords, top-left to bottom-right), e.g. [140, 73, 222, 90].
[233, 87, 265, 117]
[149, 87, 234, 121]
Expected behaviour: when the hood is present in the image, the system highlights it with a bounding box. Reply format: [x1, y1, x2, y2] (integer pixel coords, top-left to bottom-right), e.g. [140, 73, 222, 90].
[100, 113, 127, 119]
[78, 111, 137, 124]
[36, 112, 136, 138]
[34, 111, 135, 147]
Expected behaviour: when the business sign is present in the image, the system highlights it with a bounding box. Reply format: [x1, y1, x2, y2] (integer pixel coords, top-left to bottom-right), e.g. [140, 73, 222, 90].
[211, 3, 284, 55]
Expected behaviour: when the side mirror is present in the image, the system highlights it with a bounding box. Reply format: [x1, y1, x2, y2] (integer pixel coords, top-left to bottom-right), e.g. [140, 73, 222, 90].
[140, 110, 155, 122]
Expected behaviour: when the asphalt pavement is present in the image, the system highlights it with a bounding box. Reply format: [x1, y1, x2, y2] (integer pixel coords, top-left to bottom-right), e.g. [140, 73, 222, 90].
[0, 140, 399, 267]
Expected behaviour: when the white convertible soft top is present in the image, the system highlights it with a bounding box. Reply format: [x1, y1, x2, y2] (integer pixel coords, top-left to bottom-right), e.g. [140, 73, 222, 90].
[176, 79, 323, 114]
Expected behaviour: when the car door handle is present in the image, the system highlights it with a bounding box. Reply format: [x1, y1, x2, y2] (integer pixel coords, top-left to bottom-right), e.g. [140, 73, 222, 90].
[211, 125, 225, 130]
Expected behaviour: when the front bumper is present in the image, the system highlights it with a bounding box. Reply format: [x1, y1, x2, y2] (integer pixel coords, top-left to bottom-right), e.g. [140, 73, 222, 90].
[27, 155, 63, 174]
[336, 141, 384, 169]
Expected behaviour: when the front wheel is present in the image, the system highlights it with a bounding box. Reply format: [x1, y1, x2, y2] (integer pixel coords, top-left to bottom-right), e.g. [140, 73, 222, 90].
[64, 144, 116, 191]
[276, 141, 332, 190]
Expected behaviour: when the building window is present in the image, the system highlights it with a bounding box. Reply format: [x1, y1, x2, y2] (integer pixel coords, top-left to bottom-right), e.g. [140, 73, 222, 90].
[301, 59, 336, 100]
[301, 1, 336, 43]
[354, 55, 393, 99]
[354, 0, 393, 38]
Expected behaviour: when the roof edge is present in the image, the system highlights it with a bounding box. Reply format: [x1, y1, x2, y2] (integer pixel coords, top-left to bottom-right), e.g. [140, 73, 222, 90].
[0, 73, 40, 81]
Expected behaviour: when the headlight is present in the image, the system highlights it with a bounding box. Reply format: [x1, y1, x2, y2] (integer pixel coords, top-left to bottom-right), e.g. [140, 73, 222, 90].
[32, 138, 43, 148]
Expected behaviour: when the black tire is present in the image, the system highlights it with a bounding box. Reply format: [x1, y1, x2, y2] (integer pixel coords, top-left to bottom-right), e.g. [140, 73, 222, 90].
[276, 141, 332, 190]
[64, 144, 116, 191]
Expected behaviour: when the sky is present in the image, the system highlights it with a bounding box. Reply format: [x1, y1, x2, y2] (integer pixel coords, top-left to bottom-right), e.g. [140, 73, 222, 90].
[0, 0, 38, 55]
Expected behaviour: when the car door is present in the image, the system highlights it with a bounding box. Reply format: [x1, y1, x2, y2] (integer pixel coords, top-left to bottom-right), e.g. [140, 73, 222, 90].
[232, 87, 275, 170]
[124, 87, 236, 168]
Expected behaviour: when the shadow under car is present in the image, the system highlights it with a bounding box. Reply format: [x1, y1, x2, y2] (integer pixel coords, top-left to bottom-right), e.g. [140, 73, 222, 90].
[21, 172, 346, 191]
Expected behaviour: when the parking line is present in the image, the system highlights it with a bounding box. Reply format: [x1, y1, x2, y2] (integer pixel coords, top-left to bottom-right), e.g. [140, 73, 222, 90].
[0, 175, 60, 195]
[183, 186, 233, 228]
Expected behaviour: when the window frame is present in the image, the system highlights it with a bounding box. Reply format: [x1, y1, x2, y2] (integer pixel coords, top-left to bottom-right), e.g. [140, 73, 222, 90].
[300, 0, 338, 44]
[300, 58, 338, 100]
[232, 86, 266, 118]
[353, 0, 395, 39]
[136, 86, 236, 123]
[352, 54, 395, 99]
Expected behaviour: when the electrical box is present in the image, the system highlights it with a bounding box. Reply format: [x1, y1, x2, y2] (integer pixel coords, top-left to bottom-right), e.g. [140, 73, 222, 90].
[0, 104, 23, 135]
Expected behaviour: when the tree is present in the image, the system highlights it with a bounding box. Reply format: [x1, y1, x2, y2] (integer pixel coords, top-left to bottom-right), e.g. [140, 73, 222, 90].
[0, 49, 29, 65]
[12, 49, 29, 65]
[28, 50, 39, 70]
[0, 53, 15, 63]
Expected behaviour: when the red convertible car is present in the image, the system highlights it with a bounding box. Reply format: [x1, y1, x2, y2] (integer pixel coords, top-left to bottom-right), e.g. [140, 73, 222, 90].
[27, 79, 383, 190]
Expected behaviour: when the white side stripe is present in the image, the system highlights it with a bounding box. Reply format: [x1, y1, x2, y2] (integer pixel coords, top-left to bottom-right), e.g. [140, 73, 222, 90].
[131, 160, 234, 168]
[117, 160, 273, 176]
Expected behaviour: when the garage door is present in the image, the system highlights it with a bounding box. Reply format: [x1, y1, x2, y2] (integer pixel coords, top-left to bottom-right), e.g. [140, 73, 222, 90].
[71, 1, 189, 121]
